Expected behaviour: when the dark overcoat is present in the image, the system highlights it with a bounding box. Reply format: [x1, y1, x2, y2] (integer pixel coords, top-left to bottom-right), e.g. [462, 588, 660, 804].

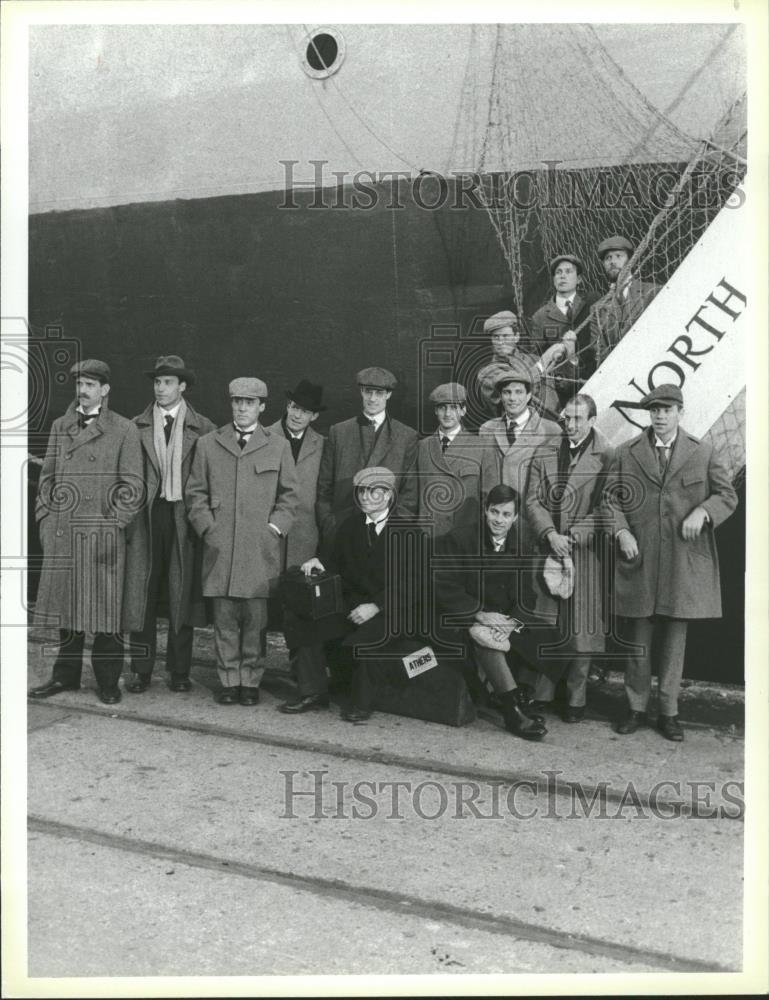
[34, 400, 144, 633]
[603, 428, 737, 619]
[590, 278, 658, 367]
[414, 429, 484, 537]
[267, 419, 326, 567]
[315, 414, 418, 540]
[528, 289, 601, 391]
[185, 423, 299, 598]
[123, 401, 215, 632]
[526, 427, 615, 650]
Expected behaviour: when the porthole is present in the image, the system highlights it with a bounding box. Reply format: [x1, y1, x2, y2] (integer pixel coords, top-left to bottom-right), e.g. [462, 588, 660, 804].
[302, 28, 345, 80]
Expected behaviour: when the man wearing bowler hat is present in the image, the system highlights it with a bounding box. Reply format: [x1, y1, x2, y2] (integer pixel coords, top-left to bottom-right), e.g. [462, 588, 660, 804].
[414, 382, 483, 538]
[29, 360, 143, 704]
[316, 366, 418, 548]
[529, 254, 601, 403]
[125, 355, 216, 694]
[185, 377, 299, 705]
[603, 384, 736, 741]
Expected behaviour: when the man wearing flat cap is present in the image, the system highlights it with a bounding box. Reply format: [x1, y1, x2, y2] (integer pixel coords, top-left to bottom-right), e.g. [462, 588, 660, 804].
[316, 366, 418, 549]
[528, 255, 601, 405]
[185, 377, 299, 705]
[29, 360, 143, 705]
[474, 311, 558, 418]
[124, 356, 215, 694]
[414, 383, 483, 538]
[603, 385, 737, 741]
[588, 234, 658, 369]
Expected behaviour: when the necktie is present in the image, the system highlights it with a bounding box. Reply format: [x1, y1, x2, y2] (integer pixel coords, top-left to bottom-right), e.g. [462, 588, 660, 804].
[78, 412, 97, 430]
[367, 522, 378, 548]
[506, 420, 517, 446]
[565, 300, 573, 324]
[237, 430, 250, 450]
[163, 414, 174, 444]
[657, 445, 669, 476]
[440, 435, 450, 453]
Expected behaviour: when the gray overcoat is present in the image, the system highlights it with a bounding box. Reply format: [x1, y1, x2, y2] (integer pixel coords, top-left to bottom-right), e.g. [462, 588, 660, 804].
[414, 429, 484, 537]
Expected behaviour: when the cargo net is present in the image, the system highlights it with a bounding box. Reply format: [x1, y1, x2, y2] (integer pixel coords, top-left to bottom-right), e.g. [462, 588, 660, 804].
[471, 24, 746, 481]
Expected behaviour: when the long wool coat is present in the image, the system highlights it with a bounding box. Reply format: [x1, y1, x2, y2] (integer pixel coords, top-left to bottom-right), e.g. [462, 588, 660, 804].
[526, 427, 615, 651]
[315, 414, 418, 540]
[185, 423, 299, 598]
[123, 401, 216, 631]
[267, 419, 325, 568]
[590, 277, 658, 367]
[414, 429, 484, 537]
[603, 428, 737, 619]
[479, 408, 562, 500]
[34, 400, 144, 633]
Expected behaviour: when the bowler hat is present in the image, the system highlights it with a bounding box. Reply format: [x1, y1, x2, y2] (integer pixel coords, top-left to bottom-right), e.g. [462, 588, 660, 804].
[356, 367, 397, 390]
[596, 235, 634, 259]
[145, 354, 195, 386]
[550, 254, 583, 276]
[639, 384, 684, 408]
[483, 311, 518, 334]
[429, 382, 467, 405]
[229, 377, 268, 400]
[286, 379, 327, 412]
[70, 359, 111, 383]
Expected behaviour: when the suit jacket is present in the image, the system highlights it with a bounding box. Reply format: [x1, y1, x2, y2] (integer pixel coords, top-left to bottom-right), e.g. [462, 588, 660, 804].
[528, 290, 602, 390]
[315, 413, 418, 541]
[526, 428, 615, 650]
[268, 419, 326, 567]
[34, 400, 144, 632]
[124, 401, 215, 631]
[414, 429, 484, 537]
[590, 277, 658, 368]
[603, 428, 737, 619]
[185, 423, 299, 598]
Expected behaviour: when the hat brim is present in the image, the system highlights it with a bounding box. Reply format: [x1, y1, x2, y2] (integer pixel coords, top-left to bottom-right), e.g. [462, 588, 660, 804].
[145, 367, 195, 385]
[285, 390, 327, 411]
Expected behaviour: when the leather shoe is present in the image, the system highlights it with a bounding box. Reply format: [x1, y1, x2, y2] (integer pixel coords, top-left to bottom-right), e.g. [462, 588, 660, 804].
[28, 680, 79, 699]
[564, 705, 585, 723]
[512, 688, 545, 723]
[97, 688, 122, 705]
[614, 710, 646, 734]
[216, 687, 240, 705]
[341, 707, 372, 723]
[168, 676, 192, 692]
[239, 686, 260, 706]
[126, 676, 151, 694]
[278, 694, 330, 714]
[658, 714, 684, 741]
[500, 693, 547, 741]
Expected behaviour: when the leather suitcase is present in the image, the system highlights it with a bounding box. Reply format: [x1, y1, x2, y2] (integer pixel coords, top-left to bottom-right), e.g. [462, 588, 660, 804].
[279, 568, 345, 620]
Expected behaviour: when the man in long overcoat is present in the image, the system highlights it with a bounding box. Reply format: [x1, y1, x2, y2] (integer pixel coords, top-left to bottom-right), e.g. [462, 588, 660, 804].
[29, 359, 143, 704]
[414, 382, 482, 538]
[315, 366, 418, 548]
[185, 377, 299, 705]
[125, 355, 215, 693]
[604, 384, 737, 740]
[525, 393, 615, 720]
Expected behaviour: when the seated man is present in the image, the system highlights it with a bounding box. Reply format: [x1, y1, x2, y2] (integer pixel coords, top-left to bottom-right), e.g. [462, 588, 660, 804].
[435, 484, 566, 741]
[280, 466, 422, 723]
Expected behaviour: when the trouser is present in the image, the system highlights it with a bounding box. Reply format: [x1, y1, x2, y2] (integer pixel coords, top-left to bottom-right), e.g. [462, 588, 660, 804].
[621, 616, 689, 715]
[471, 643, 518, 694]
[212, 597, 268, 689]
[533, 657, 591, 707]
[289, 644, 330, 698]
[131, 499, 194, 678]
[51, 630, 124, 692]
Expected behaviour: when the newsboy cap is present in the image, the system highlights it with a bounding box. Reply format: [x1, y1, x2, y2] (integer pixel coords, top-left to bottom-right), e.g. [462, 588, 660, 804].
[145, 354, 195, 386]
[483, 311, 518, 334]
[596, 235, 634, 259]
[429, 382, 467, 405]
[550, 254, 583, 276]
[639, 384, 684, 408]
[229, 377, 268, 399]
[495, 361, 532, 390]
[70, 359, 111, 383]
[356, 367, 397, 390]
[353, 466, 397, 492]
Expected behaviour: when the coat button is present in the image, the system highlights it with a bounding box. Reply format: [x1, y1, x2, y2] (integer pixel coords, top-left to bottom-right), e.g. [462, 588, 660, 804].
[89, 455, 96, 462]
[56, 530, 63, 537]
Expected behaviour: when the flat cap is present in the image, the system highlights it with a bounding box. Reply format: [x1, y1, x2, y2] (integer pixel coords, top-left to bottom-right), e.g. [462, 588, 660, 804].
[495, 361, 532, 390]
[550, 254, 583, 275]
[357, 366, 397, 390]
[145, 354, 195, 385]
[229, 377, 268, 399]
[429, 382, 467, 405]
[353, 466, 397, 492]
[70, 359, 111, 383]
[483, 311, 519, 334]
[639, 384, 684, 408]
[596, 235, 634, 259]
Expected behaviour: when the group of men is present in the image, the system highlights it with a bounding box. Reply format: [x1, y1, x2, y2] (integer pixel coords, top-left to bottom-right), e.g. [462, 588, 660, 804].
[29, 233, 738, 744]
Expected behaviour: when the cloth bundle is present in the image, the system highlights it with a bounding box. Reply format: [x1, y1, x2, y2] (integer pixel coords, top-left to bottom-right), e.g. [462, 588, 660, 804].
[469, 610, 525, 652]
[543, 554, 575, 599]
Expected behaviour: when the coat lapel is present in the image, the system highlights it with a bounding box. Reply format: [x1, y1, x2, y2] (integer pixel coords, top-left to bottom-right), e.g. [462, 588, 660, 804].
[297, 426, 322, 465]
[629, 430, 662, 485]
[429, 432, 451, 473]
[63, 404, 104, 453]
[368, 417, 393, 467]
[241, 424, 269, 456]
[214, 423, 243, 458]
[665, 431, 697, 483]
